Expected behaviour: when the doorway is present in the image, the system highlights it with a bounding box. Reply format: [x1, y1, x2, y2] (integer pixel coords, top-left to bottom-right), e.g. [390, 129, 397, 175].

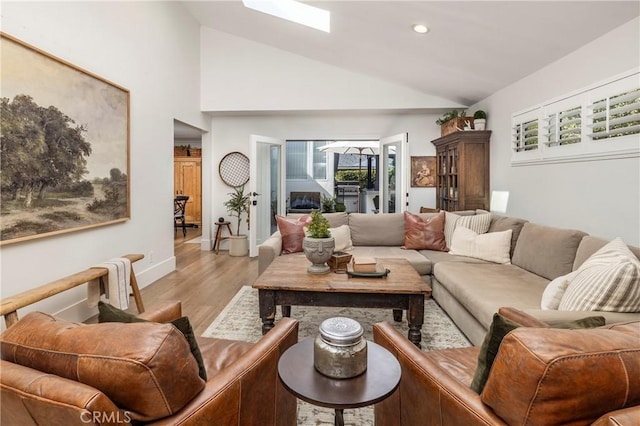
[283, 135, 406, 215]
[249, 133, 407, 256]
[173, 120, 205, 240]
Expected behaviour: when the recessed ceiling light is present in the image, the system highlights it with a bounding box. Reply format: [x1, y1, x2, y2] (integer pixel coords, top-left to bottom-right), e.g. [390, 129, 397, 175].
[413, 24, 429, 34]
[242, 0, 331, 33]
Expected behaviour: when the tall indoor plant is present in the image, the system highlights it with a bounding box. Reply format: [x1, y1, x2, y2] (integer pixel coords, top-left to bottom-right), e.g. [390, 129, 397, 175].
[223, 185, 250, 256]
[302, 210, 335, 274]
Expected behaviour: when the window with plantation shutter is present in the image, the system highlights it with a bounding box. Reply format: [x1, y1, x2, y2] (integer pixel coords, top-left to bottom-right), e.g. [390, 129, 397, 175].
[545, 106, 581, 147]
[514, 118, 539, 152]
[512, 69, 639, 165]
[511, 108, 540, 162]
[589, 88, 640, 140]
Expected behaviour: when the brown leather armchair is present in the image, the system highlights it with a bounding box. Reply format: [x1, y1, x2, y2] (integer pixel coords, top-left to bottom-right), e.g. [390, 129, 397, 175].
[373, 308, 640, 426]
[1, 301, 298, 425]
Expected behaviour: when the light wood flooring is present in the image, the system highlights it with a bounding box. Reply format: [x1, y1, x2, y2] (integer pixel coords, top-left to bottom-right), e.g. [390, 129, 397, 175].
[138, 227, 258, 336]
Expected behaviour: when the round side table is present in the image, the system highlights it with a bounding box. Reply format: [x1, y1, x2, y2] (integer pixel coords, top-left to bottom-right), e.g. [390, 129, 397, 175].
[278, 338, 401, 426]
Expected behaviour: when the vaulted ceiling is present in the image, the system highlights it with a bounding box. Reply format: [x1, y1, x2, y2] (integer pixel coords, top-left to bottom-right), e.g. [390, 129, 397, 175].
[183, 1, 639, 106]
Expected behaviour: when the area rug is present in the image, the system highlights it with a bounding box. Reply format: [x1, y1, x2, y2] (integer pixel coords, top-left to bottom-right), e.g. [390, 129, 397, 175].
[202, 286, 471, 426]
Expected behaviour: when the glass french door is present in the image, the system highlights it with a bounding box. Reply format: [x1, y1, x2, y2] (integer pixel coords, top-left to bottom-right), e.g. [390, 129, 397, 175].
[249, 135, 285, 257]
[380, 133, 408, 213]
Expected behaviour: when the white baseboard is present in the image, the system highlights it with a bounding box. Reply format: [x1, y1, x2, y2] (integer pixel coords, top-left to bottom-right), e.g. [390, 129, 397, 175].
[200, 238, 213, 251]
[136, 256, 176, 289]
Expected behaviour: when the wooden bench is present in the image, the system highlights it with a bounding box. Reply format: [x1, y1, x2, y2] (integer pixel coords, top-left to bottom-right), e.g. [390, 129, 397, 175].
[0, 254, 145, 328]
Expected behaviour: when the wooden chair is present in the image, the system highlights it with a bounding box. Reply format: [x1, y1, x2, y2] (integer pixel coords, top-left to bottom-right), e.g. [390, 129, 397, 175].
[420, 206, 440, 213]
[174, 195, 189, 237]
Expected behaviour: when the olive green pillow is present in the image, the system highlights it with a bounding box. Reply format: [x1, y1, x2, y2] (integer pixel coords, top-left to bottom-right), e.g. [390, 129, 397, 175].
[98, 301, 207, 381]
[470, 313, 605, 393]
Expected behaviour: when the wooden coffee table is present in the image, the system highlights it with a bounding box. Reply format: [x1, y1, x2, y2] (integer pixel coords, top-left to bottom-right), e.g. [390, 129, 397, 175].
[252, 255, 431, 348]
[278, 338, 401, 426]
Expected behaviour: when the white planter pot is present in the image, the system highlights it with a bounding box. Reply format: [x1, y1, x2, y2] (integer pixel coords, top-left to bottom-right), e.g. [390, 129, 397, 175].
[228, 235, 248, 257]
[474, 119, 486, 131]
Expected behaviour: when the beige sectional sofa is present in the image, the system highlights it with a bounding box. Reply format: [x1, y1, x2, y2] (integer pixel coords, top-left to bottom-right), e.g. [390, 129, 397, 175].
[258, 211, 640, 345]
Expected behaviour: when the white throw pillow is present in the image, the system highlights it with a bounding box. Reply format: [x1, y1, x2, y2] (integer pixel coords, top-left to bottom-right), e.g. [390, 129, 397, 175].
[329, 225, 353, 252]
[540, 270, 578, 310]
[559, 237, 640, 312]
[449, 227, 512, 264]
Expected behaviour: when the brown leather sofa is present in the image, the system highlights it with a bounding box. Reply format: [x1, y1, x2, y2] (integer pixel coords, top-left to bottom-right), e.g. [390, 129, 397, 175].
[373, 308, 640, 426]
[0, 301, 298, 425]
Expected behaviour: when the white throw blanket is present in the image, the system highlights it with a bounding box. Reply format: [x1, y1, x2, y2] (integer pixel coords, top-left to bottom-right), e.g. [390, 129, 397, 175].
[87, 258, 132, 309]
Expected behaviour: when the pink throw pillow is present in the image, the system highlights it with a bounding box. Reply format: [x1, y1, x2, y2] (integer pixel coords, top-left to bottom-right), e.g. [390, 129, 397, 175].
[276, 215, 311, 254]
[403, 211, 447, 251]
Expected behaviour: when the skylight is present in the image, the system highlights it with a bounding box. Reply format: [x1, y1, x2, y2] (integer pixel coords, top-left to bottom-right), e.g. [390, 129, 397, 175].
[242, 0, 330, 33]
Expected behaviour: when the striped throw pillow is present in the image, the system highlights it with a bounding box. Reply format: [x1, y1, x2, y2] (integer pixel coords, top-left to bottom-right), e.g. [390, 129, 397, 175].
[445, 212, 492, 250]
[456, 213, 492, 234]
[444, 212, 460, 249]
[559, 238, 640, 312]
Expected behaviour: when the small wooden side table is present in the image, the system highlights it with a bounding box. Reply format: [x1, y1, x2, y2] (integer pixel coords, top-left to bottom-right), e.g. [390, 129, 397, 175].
[212, 221, 233, 254]
[278, 338, 401, 426]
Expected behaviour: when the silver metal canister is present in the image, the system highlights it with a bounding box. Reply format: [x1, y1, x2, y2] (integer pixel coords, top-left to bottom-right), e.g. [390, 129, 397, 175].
[313, 317, 367, 379]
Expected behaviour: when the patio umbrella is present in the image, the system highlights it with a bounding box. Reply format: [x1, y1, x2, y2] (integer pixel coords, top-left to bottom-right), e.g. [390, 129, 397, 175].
[318, 141, 380, 183]
[318, 141, 379, 156]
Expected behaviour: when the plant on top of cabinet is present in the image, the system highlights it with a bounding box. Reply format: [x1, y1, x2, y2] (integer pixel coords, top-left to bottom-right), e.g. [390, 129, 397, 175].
[473, 110, 487, 130]
[436, 110, 474, 136]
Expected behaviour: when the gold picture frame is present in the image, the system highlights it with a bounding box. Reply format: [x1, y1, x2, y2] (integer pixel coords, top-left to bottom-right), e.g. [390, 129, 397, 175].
[1, 33, 130, 245]
[410, 156, 436, 188]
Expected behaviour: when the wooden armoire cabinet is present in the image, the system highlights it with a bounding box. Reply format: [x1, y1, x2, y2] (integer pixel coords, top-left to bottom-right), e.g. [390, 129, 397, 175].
[431, 130, 491, 212]
[174, 155, 202, 225]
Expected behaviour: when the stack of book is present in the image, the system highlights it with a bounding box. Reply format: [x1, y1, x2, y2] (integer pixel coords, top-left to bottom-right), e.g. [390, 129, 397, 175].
[351, 257, 377, 273]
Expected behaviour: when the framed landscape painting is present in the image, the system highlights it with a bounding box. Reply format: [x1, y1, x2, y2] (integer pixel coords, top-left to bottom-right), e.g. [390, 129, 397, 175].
[411, 156, 436, 188]
[0, 33, 130, 245]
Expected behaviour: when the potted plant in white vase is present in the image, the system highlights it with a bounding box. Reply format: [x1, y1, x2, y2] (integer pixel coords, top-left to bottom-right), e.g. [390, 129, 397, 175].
[473, 110, 487, 130]
[302, 210, 335, 274]
[223, 185, 250, 256]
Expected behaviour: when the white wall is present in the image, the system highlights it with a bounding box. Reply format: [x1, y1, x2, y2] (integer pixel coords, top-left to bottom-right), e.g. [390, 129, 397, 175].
[200, 27, 465, 112]
[207, 112, 443, 249]
[470, 17, 640, 245]
[0, 1, 207, 322]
